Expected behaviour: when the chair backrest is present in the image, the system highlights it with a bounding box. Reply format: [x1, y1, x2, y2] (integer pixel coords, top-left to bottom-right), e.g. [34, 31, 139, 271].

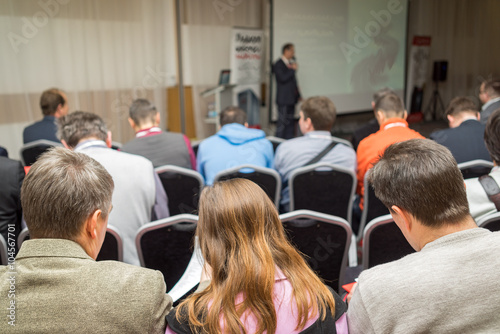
[280, 210, 352, 293]
[265, 136, 286, 153]
[362, 214, 415, 270]
[18, 226, 123, 261]
[0, 234, 7, 265]
[155, 165, 204, 216]
[111, 141, 123, 150]
[19, 139, 63, 166]
[358, 170, 390, 240]
[476, 212, 500, 232]
[191, 140, 202, 158]
[136, 214, 198, 290]
[96, 225, 123, 261]
[457, 159, 494, 179]
[289, 163, 356, 223]
[17, 227, 30, 248]
[214, 165, 281, 207]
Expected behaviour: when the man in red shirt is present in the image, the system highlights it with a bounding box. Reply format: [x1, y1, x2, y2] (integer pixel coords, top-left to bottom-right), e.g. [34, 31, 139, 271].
[357, 93, 424, 209]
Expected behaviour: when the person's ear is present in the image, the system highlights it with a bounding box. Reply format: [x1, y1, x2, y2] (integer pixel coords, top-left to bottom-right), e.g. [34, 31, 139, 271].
[244, 122, 249, 128]
[61, 139, 71, 150]
[85, 209, 101, 240]
[106, 131, 112, 148]
[391, 205, 412, 233]
[128, 117, 136, 130]
[402, 110, 408, 120]
[476, 112, 480, 121]
[155, 112, 161, 126]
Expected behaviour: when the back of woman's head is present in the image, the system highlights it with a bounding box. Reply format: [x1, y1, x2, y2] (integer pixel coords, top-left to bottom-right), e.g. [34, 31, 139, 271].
[197, 179, 284, 282]
[179, 179, 335, 334]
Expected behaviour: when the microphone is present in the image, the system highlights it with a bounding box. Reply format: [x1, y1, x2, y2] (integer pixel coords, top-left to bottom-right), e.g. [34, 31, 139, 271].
[289, 57, 296, 65]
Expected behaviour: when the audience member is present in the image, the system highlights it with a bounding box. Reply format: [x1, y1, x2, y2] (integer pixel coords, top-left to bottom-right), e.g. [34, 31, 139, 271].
[351, 87, 395, 150]
[274, 43, 301, 139]
[58, 111, 169, 266]
[347, 139, 500, 333]
[196, 106, 273, 185]
[274, 96, 356, 211]
[121, 98, 196, 169]
[0, 148, 172, 332]
[0, 156, 24, 246]
[23, 88, 69, 143]
[465, 108, 500, 220]
[479, 79, 500, 124]
[0, 146, 8, 157]
[430, 96, 491, 163]
[356, 93, 424, 209]
[165, 179, 347, 334]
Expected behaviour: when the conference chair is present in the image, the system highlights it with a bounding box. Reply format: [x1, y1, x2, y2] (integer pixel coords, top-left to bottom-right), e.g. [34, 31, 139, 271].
[155, 165, 204, 216]
[362, 214, 415, 270]
[476, 212, 500, 232]
[457, 159, 494, 179]
[280, 210, 352, 292]
[0, 234, 7, 265]
[288, 163, 356, 223]
[214, 165, 281, 207]
[191, 140, 202, 158]
[265, 136, 285, 153]
[19, 139, 63, 166]
[17, 227, 30, 248]
[110, 141, 123, 150]
[18, 226, 123, 261]
[136, 214, 198, 290]
[357, 170, 390, 241]
[96, 225, 123, 261]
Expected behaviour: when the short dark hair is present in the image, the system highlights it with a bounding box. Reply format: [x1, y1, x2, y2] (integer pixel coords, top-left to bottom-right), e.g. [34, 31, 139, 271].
[369, 139, 470, 228]
[483, 79, 500, 98]
[40, 88, 66, 116]
[129, 99, 157, 126]
[445, 96, 478, 117]
[57, 111, 108, 148]
[301, 96, 336, 131]
[282, 43, 294, 55]
[21, 147, 113, 240]
[484, 108, 500, 164]
[220, 106, 246, 126]
[372, 87, 395, 103]
[374, 92, 405, 118]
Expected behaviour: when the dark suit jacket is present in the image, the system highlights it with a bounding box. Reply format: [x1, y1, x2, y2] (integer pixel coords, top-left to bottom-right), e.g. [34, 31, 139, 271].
[430, 119, 491, 163]
[0, 157, 24, 246]
[480, 99, 500, 124]
[0, 146, 8, 157]
[273, 58, 300, 106]
[0, 239, 173, 333]
[23, 115, 60, 143]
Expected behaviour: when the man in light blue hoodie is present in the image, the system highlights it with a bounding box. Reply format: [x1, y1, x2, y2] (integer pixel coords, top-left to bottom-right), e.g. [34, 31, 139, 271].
[197, 107, 273, 185]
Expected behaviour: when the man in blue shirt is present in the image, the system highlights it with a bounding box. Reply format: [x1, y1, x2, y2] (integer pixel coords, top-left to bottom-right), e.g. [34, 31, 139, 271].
[197, 107, 273, 185]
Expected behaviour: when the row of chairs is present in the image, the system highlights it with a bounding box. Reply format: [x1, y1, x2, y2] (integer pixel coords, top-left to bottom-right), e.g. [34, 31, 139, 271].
[4, 209, 499, 294]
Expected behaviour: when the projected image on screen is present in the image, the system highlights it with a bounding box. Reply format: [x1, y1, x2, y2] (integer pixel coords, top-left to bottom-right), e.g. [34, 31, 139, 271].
[273, 0, 408, 114]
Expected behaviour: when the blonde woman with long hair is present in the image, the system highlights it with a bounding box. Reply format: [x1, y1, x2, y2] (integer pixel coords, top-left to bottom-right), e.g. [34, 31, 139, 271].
[165, 179, 348, 334]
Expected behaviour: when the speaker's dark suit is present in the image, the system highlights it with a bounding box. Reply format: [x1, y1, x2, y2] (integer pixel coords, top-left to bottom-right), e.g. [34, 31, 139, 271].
[430, 119, 491, 163]
[0, 156, 24, 247]
[274, 58, 300, 139]
[23, 115, 59, 144]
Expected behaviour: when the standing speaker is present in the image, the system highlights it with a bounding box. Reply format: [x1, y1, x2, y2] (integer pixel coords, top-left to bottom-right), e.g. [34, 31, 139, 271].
[432, 61, 448, 82]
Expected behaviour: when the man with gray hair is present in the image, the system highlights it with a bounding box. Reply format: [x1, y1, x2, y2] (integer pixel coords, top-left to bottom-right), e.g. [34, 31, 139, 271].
[479, 79, 500, 124]
[0, 148, 172, 332]
[58, 111, 169, 266]
[347, 139, 500, 333]
[122, 98, 196, 169]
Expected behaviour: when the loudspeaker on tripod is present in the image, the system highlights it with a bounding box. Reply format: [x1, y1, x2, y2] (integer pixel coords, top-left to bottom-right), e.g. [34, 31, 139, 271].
[432, 61, 448, 82]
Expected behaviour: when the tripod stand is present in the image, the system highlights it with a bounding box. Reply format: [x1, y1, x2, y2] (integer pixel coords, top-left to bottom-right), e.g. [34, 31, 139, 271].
[425, 81, 446, 120]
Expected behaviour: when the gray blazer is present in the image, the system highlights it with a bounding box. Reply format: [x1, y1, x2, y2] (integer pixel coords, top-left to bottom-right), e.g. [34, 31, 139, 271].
[0, 239, 172, 333]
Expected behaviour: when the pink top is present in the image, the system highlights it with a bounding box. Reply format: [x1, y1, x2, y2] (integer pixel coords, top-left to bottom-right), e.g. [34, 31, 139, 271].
[165, 269, 348, 333]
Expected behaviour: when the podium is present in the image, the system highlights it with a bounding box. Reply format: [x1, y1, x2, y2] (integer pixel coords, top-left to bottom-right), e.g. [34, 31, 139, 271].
[201, 84, 236, 129]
